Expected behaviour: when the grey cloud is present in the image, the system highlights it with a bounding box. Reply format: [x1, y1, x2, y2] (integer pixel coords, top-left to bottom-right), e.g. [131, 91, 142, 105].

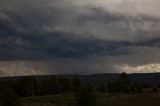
[1, 45, 160, 76]
[0, 0, 160, 75]
[1, 0, 160, 41]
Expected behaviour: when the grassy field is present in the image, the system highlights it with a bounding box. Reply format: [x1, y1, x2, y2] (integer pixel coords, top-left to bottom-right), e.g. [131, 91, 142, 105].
[97, 93, 160, 106]
[19, 93, 160, 106]
[20, 93, 75, 106]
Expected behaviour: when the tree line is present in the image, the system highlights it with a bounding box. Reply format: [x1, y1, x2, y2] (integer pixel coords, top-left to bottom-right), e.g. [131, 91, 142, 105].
[0, 72, 160, 106]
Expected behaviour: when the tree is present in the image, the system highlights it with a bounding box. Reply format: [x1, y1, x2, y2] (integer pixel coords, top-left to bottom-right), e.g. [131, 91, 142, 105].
[39, 76, 58, 95]
[119, 72, 129, 85]
[71, 78, 81, 92]
[118, 72, 131, 93]
[57, 77, 70, 93]
[0, 84, 19, 106]
[16, 76, 37, 97]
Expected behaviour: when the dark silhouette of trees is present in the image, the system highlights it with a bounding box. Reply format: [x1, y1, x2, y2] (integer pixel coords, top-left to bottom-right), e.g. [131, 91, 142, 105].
[74, 84, 96, 106]
[39, 77, 71, 95]
[3, 73, 160, 106]
[118, 72, 131, 93]
[0, 84, 19, 106]
[96, 85, 106, 93]
[107, 82, 119, 92]
[107, 72, 131, 93]
[131, 83, 143, 93]
[16, 76, 37, 97]
[71, 78, 81, 92]
[142, 84, 152, 88]
[151, 87, 159, 93]
[57, 78, 70, 93]
[39, 76, 58, 95]
[119, 72, 130, 85]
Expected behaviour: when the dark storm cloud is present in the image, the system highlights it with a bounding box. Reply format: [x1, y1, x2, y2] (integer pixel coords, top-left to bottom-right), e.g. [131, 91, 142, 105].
[0, 0, 160, 76]
[0, 31, 132, 60]
[2, 0, 160, 41]
[0, 3, 160, 60]
[0, 12, 17, 36]
[0, 3, 133, 60]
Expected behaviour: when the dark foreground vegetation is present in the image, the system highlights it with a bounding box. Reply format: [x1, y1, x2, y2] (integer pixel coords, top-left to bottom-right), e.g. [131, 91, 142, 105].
[0, 72, 160, 106]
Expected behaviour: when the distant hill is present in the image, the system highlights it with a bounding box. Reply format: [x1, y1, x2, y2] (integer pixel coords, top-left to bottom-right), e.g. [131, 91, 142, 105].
[0, 73, 160, 86]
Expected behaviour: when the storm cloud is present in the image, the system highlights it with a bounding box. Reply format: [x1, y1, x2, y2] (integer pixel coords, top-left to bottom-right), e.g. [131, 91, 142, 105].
[0, 0, 160, 76]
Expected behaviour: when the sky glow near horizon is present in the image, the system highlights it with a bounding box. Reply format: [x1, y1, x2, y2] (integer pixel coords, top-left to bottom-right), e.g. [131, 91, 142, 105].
[0, 0, 160, 76]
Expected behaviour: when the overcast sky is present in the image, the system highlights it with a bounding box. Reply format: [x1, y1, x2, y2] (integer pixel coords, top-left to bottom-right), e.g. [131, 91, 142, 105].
[0, 0, 160, 76]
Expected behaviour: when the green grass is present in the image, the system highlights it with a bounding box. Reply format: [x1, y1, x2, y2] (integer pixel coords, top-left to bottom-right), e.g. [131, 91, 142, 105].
[20, 93, 160, 106]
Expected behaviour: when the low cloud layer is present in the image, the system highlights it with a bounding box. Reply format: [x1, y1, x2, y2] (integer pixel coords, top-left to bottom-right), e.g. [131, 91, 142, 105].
[0, 0, 160, 76]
